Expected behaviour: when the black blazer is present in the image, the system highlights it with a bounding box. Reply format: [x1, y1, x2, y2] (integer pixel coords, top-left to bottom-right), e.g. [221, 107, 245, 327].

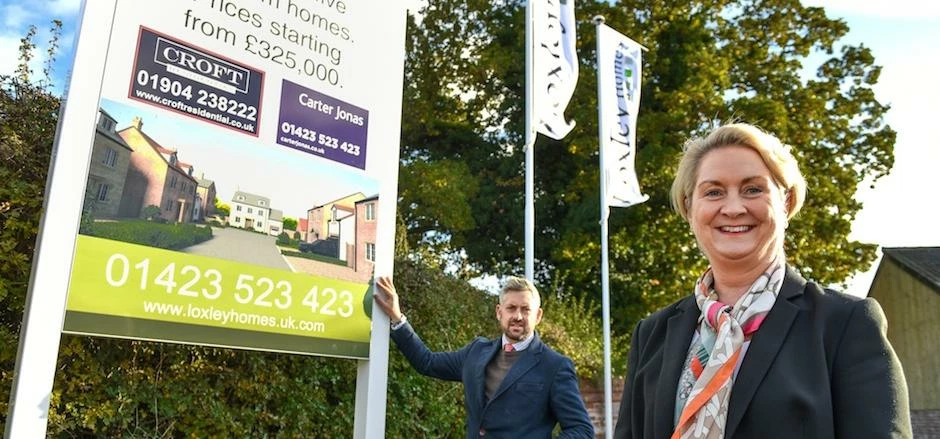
[614, 266, 912, 439]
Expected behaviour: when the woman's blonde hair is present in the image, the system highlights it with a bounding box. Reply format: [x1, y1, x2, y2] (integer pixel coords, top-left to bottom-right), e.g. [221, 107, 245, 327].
[670, 123, 806, 221]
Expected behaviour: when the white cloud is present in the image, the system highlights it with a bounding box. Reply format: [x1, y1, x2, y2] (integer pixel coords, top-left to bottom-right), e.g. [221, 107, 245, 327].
[0, 36, 47, 80]
[46, 0, 82, 16]
[802, 0, 940, 19]
[2, 4, 34, 28]
[0, 35, 19, 76]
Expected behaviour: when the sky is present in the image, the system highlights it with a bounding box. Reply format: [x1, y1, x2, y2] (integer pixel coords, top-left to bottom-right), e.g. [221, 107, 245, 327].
[2, 0, 937, 297]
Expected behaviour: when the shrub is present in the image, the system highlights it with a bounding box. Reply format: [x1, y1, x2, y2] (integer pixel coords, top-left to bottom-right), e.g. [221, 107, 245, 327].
[276, 232, 297, 246]
[82, 221, 212, 250]
[140, 205, 161, 221]
[279, 250, 346, 266]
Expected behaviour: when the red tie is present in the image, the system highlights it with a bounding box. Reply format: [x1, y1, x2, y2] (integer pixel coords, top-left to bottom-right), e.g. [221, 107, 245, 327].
[504, 344, 515, 353]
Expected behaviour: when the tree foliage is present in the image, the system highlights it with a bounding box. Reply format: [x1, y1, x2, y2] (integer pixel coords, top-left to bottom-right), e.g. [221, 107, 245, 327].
[282, 216, 298, 231]
[1, 22, 63, 425]
[213, 197, 230, 218]
[398, 0, 894, 336]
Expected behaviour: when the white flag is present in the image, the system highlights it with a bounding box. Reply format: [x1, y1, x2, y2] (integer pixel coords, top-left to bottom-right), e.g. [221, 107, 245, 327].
[597, 23, 647, 207]
[532, 0, 579, 140]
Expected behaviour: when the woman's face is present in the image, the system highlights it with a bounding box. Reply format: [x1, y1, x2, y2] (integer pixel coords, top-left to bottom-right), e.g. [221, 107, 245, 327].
[689, 145, 788, 268]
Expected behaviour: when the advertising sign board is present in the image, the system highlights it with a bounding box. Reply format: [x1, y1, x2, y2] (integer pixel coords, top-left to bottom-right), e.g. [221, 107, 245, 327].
[7, 1, 406, 436]
[59, 0, 406, 358]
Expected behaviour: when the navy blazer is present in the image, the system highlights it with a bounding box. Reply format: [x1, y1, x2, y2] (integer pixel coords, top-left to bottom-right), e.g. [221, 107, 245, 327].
[391, 323, 594, 439]
[614, 266, 912, 439]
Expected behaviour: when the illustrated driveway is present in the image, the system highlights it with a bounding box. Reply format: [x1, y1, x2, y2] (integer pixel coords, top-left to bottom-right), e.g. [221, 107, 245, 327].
[182, 227, 291, 271]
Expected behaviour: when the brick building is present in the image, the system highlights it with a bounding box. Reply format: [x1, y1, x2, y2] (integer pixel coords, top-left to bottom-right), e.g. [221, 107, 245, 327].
[84, 109, 133, 217]
[117, 116, 198, 222]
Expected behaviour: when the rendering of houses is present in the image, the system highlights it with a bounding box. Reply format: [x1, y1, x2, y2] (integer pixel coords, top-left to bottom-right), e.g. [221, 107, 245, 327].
[85, 109, 134, 217]
[269, 208, 284, 235]
[116, 116, 199, 223]
[193, 175, 217, 222]
[353, 195, 378, 271]
[300, 192, 377, 273]
[229, 190, 283, 236]
[295, 218, 308, 241]
[306, 192, 365, 242]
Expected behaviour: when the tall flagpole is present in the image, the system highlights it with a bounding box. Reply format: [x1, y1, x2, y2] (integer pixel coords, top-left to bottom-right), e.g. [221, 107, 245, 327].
[594, 15, 614, 439]
[525, 0, 536, 281]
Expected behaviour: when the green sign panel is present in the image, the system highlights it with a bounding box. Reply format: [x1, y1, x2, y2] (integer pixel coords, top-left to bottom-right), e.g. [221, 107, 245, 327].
[65, 236, 371, 358]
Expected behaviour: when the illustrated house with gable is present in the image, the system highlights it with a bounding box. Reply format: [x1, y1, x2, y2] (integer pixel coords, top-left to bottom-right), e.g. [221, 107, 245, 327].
[305, 192, 365, 243]
[353, 195, 378, 272]
[193, 174, 217, 222]
[295, 218, 309, 241]
[229, 190, 282, 236]
[116, 116, 198, 223]
[85, 109, 134, 218]
[268, 208, 284, 235]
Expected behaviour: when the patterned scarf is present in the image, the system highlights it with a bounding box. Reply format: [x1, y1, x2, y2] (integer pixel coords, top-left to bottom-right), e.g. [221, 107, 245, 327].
[671, 259, 785, 439]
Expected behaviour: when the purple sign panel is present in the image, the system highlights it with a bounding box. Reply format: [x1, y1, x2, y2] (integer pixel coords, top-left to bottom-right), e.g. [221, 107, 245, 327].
[277, 79, 369, 169]
[128, 27, 264, 136]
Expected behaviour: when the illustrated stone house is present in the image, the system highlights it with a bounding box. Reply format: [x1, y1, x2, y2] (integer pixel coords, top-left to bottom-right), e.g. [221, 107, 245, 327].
[194, 175, 217, 222]
[85, 109, 133, 218]
[868, 247, 940, 437]
[268, 209, 284, 236]
[228, 190, 281, 235]
[305, 192, 365, 243]
[295, 218, 308, 241]
[353, 195, 378, 271]
[116, 117, 198, 223]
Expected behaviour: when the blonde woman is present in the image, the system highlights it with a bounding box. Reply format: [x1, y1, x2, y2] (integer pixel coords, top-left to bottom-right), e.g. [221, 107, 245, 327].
[614, 123, 911, 438]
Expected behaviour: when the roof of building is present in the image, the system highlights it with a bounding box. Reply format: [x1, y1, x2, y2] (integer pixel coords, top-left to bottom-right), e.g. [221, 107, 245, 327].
[356, 194, 379, 203]
[196, 177, 214, 188]
[117, 121, 197, 183]
[297, 218, 308, 231]
[881, 247, 940, 293]
[96, 108, 133, 150]
[232, 190, 271, 209]
[99, 108, 116, 122]
[269, 209, 283, 221]
[308, 192, 366, 211]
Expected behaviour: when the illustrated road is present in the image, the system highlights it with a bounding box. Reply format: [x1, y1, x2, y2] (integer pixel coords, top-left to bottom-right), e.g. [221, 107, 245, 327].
[182, 227, 291, 271]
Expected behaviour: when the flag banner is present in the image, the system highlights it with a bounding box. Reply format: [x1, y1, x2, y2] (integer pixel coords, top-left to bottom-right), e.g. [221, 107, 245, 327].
[533, 0, 579, 140]
[597, 23, 648, 207]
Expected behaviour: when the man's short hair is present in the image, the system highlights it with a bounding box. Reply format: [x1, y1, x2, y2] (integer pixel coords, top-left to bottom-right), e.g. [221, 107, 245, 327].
[500, 277, 541, 309]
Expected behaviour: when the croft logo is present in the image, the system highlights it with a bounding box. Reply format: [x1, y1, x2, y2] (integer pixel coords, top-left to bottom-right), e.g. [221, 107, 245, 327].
[154, 37, 250, 94]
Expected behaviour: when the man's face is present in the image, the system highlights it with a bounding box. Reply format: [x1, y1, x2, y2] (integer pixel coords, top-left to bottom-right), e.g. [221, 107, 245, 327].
[496, 290, 543, 343]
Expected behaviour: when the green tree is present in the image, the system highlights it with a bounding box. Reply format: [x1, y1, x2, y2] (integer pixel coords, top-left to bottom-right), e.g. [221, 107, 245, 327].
[398, 0, 893, 336]
[1, 22, 63, 422]
[213, 197, 230, 218]
[282, 216, 297, 231]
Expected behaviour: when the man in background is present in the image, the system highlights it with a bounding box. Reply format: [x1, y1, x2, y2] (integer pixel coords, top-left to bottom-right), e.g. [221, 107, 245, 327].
[374, 275, 594, 439]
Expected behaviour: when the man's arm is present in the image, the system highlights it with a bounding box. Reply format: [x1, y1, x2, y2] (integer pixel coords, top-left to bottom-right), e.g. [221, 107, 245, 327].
[375, 275, 467, 382]
[389, 320, 471, 382]
[550, 357, 595, 439]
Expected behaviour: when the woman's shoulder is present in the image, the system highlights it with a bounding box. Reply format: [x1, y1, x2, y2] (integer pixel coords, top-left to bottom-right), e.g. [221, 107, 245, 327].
[791, 274, 887, 330]
[636, 295, 695, 328]
[798, 276, 869, 310]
